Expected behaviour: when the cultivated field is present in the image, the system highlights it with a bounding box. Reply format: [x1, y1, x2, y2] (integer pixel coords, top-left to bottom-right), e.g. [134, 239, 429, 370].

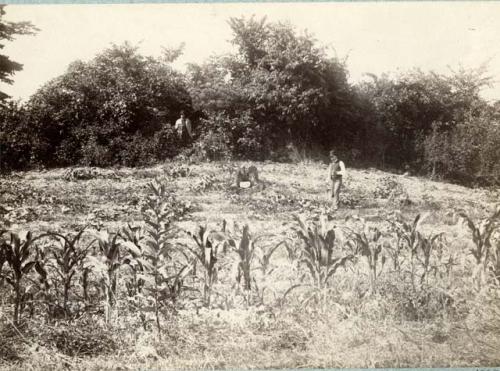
[1, 161, 499, 370]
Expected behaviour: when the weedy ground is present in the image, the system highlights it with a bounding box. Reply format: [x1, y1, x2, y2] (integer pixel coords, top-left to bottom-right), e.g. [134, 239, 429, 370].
[1, 161, 499, 370]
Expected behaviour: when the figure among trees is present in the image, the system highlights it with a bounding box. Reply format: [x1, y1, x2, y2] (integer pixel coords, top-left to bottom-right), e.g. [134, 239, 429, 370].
[175, 111, 193, 146]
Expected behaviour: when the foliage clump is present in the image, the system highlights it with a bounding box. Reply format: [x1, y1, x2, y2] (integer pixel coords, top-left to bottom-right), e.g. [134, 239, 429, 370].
[32, 319, 118, 357]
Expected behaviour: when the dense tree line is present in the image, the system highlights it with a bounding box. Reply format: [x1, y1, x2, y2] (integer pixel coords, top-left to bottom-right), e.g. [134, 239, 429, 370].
[0, 9, 499, 186]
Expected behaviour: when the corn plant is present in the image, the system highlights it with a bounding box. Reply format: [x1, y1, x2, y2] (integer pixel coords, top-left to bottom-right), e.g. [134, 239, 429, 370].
[285, 215, 353, 309]
[119, 224, 146, 297]
[390, 213, 448, 290]
[295, 215, 353, 288]
[44, 228, 94, 318]
[138, 179, 193, 337]
[0, 230, 44, 324]
[389, 213, 426, 290]
[85, 230, 138, 324]
[226, 224, 256, 291]
[32, 242, 53, 318]
[457, 206, 500, 289]
[346, 217, 386, 294]
[416, 232, 445, 286]
[252, 239, 288, 305]
[256, 240, 288, 275]
[384, 240, 405, 273]
[186, 224, 225, 307]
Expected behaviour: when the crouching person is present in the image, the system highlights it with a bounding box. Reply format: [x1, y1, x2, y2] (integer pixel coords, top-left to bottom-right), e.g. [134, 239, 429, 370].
[235, 165, 259, 188]
[327, 151, 346, 210]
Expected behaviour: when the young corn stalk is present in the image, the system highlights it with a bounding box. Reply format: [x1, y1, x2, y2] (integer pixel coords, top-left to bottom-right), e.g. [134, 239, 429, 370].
[390, 213, 447, 289]
[346, 217, 386, 295]
[416, 232, 445, 286]
[384, 225, 405, 273]
[457, 206, 500, 290]
[225, 224, 256, 292]
[289, 215, 354, 310]
[221, 223, 272, 306]
[120, 224, 146, 297]
[253, 239, 288, 305]
[45, 228, 93, 318]
[139, 179, 192, 338]
[0, 230, 44, 325]
[186, 224, 225, 307]
[389, 213, 427, 291]
[33, 243, 52, 319]
[256, 239, 287, 276]
[86, 230, 139, 324]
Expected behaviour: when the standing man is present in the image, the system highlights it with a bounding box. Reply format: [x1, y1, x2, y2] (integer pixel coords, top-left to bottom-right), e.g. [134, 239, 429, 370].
[175, 110, 193, 146]
[327, 150, 347, 210]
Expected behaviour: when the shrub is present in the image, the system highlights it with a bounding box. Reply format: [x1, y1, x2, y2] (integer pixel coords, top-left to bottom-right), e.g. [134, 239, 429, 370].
[26, 43, 192, 168]
[423, 115, 500, 186]
[188, 174, 220, 194]
[463, 287, 500, 361]
[381, 279, 455, 321]
[32, 319, 117, 357]
[164, 164, 191, 178]
[0, 321, 24, 362]
[193, 130, 232, 161]
[357, 68, 490, 170]
[152, 125, 180, 161]
[373, 176, 407, 199]
[195, 112, 269, 160]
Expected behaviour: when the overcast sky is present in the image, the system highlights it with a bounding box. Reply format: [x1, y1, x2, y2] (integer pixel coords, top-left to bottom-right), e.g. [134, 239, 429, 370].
[1, 2, 500, 102]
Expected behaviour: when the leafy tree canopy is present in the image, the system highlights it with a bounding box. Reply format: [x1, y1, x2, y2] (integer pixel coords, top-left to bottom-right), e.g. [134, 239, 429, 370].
[355, 67, 491, 167]
[27, 42, 191, 166]
[188, 16, 356, 158]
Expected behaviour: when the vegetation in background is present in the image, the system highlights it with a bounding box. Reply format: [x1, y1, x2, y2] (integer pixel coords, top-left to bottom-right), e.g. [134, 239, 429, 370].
[23, 43, 192, 167]
[1, 8, 499, 185]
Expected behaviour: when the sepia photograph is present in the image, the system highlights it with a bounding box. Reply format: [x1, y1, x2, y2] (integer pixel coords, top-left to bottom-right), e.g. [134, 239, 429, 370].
[1, 2, 500, 369]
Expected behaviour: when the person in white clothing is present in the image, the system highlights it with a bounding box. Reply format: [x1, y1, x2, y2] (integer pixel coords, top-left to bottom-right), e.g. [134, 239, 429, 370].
[327, 150, 346, 210]
[175, 111, 193, 145]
